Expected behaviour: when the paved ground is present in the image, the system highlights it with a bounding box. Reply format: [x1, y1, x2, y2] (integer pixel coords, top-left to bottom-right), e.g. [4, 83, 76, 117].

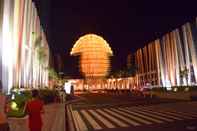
[68, 93, 197, 131]
[42, 103, 65, 131]
[71, 93, 181, 110]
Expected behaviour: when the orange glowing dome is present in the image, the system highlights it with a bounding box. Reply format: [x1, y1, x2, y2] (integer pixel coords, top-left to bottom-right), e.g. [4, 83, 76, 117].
[70, 34, 113, 78]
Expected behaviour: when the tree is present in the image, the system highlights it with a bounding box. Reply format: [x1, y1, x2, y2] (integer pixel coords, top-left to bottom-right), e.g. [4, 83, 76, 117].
[180, 67, 189, 86]
[34, 35, 47, 87]
[48, 68, 59, 81]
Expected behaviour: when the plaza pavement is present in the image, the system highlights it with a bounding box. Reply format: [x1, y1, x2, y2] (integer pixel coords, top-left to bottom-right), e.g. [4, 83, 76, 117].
[42, 103, 65, 131]
[67, 94, 197, 131]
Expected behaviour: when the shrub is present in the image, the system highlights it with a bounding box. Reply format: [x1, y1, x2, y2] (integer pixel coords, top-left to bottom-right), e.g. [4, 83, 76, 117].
[151, 86, 197, 93]
[151, 87, 167, 92]
[6, 89, 59, 117]
[6, 91, 32, 118]
[189, 86, 197, 91]
[39, 89, 59, 104]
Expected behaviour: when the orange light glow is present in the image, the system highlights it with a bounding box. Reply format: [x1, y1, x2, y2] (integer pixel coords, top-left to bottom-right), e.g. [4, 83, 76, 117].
[70, 34, 113, 78]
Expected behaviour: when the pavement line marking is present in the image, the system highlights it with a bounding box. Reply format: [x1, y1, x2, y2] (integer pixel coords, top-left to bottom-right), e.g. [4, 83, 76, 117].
[120, 108, 163, 123]
[67, 105, 75, 131]
[131, 106, 166, 111]
[165, 110, 197, 118]
[156, 110, 194, 119]
[130, 108, 174, 122]
[110, 108, 152, 125]
[81, 110, 102, 130]
[69, 105, 81, 131]
[73, 111, 88, 131]
[133, 108, 183, 120]
[104, 108, 141, 126]
[131, 105, 197, 119]
[89, 109, 116, 128]
[96, 109, 128, 127]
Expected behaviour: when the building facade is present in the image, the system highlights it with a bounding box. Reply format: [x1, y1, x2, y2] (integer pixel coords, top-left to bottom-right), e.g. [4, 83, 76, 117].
[134, 18, 197, 88]
[0, 0, 50, 93]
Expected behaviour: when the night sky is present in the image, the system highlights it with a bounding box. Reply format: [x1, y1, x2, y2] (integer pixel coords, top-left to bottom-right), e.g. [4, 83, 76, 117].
[34, 0, 196, 76]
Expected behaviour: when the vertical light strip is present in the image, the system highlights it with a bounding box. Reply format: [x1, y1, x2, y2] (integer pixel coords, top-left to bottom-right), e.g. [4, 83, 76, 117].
[0, 0, 49, 92]
[2, 0, 13, 93]
[0, 0, 4, 86]
[186, 23, 197, 84]
[182, 24, 191, 85]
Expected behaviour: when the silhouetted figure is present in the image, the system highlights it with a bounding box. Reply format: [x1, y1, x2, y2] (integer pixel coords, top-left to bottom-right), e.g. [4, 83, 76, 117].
[26, 90, 44, 131]
[71, 85, 74, 96]
[0, 80, 2, 93]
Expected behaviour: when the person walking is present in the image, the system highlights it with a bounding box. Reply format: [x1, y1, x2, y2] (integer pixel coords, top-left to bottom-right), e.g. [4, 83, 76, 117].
[26, 90, 44, 131]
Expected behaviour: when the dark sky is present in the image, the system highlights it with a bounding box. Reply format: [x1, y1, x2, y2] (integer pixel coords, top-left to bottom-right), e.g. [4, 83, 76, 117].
[35, 0, 197, 75]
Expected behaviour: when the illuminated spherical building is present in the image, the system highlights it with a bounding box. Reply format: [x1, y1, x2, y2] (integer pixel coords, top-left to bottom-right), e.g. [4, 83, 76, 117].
[70, 34, 113, 79]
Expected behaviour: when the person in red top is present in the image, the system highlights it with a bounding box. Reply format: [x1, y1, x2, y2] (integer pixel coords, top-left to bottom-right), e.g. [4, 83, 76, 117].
[26, 90, 44, 131]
